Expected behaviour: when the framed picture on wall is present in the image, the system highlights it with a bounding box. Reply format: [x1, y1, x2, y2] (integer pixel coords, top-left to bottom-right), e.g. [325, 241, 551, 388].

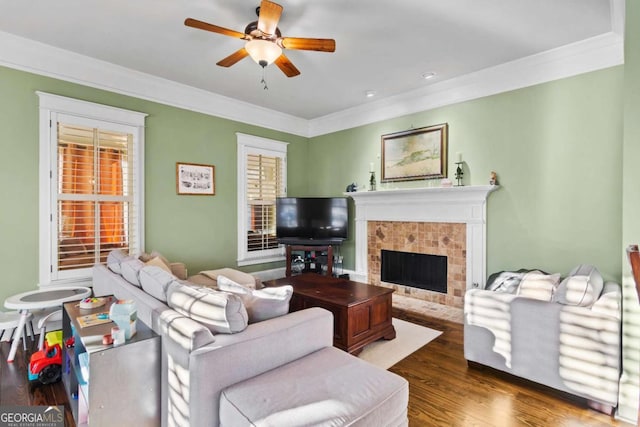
[176, 162, 215, 195]
[381, 123, 448, 182]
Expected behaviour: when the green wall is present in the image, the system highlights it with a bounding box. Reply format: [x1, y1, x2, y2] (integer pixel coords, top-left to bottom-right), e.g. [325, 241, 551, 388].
[310, 67, 625, 282]
[0, 46, 628, 310]
[623, 1, 640, 268]
[622, 0, 640, 276]
[0, 65, 308, 305]
[618, 0, 640, 422]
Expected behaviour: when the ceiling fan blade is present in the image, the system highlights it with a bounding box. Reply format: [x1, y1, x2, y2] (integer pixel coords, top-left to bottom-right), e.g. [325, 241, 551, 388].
[279, 37, 336, 52]
[257, 0, 283, 36]
[216, 48, 250, 67]
[274, 54, 300, 78]
[185, 18, 248, 39]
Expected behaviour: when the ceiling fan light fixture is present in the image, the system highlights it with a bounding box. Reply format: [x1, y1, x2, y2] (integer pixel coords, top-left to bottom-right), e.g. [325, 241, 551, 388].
[185, 1, 334, 78]
[245, 39, 282, 66]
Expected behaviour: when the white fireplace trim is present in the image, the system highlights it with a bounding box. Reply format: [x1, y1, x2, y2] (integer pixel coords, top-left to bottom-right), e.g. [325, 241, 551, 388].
[346, 185, 499, 290]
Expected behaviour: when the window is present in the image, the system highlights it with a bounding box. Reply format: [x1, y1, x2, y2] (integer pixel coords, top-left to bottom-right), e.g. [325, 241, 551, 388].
[38, 92, 146, 287]
[237, 133, 287, 266]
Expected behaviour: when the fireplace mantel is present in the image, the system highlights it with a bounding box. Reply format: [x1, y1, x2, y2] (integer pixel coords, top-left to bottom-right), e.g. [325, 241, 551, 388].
[346, 185, 499, 290]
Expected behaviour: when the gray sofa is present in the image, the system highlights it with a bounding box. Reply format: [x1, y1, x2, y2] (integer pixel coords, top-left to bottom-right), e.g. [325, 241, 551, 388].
[464, 266, 621, 412]
[93, 262, 409, 427]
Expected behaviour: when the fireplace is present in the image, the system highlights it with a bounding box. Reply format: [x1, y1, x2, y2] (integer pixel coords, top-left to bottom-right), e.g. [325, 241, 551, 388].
[368, 221, 465, 307]
[381, 250, 447, 293]
[347, 186, 498, 310]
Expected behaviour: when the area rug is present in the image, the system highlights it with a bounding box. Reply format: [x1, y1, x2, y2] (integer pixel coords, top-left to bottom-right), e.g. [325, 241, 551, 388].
[358, 318, 442, 369]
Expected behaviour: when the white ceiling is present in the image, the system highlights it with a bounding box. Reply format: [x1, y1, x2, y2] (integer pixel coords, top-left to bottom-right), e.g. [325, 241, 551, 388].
[0, 0, 623, 134]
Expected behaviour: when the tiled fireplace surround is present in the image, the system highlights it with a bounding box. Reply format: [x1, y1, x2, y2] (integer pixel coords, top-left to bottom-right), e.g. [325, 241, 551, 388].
[368, 221, 467, 307]
[347, 186, 497, 320]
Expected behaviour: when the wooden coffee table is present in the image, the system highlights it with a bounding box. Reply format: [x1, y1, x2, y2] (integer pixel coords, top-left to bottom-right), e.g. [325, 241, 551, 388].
[264, 273, 396, 355]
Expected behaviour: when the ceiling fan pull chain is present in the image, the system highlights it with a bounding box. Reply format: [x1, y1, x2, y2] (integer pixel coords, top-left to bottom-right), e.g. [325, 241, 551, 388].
[261, 66, 269, 90]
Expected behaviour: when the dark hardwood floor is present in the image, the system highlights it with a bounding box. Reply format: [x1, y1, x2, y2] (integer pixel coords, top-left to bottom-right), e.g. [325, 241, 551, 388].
[391, 308, 622, 426]
[0, 339, 75, 427]
[0, 309, 624, 427]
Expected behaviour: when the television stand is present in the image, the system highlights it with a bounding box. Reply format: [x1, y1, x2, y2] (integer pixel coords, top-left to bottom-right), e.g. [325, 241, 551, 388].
[286, 244, 334, 277]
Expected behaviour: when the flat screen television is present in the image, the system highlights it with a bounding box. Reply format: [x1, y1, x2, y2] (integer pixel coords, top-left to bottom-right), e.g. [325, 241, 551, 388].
[276, 197, 348, 245]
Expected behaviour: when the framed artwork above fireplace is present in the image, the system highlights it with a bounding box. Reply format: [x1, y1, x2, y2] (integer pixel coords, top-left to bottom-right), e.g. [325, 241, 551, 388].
[381, 123, 448, 182]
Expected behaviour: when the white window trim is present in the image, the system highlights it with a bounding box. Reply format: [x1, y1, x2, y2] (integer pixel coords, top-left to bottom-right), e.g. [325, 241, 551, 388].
[236, 132, 287, 266]
[37, 91, 147, 288]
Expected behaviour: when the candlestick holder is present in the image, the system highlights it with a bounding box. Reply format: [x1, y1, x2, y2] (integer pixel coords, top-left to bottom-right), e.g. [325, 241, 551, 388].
[454, 162, 464, 186]
[369, 171, 376, 191]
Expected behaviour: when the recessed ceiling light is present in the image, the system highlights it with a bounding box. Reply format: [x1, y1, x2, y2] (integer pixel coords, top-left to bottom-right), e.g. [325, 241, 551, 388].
[365, 90, 377, 98]
[421, 71, 436, 80]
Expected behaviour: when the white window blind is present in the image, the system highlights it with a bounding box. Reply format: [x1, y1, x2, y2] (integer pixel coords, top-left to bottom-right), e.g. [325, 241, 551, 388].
[246, 153, 284, 252]
[56, 123, 136, 271]
[38, 92, 146, 287]
[237, 133, 287, 266]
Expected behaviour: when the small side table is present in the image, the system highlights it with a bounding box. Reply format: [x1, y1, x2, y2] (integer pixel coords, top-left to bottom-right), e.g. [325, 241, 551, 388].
[62, 296, 160, 426]
[4, 286, 91, 362]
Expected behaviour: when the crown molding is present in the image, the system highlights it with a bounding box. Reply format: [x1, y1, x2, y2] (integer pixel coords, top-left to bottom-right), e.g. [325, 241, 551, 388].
[0, 26, 624, 139]
[0, 30, 309, 137]
[307, 32, 624, 137]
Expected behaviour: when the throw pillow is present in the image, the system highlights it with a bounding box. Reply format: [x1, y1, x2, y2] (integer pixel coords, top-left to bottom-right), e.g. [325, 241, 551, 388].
[144, 255, 173, 274]
[106, 249, 129, 274]
[216, 275, 252, 296]
[486, 271, 526, 294]
[138, 251, 153, 262]
[167, 283, 248, 334]
[516, 271, 561, 301]
[199, 268, 258, 289]
[138, 250, 165, 261]
[555, 264, 604, 307]
[139, 266, 176, 302]
[139, 250, 171, 264]
[249, 286, 294, 323]
[120, 257, 145, 287]
[217, 275, 293, 323]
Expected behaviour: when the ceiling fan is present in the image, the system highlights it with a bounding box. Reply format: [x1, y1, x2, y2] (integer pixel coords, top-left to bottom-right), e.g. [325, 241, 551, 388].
[185, 0, 336, 78]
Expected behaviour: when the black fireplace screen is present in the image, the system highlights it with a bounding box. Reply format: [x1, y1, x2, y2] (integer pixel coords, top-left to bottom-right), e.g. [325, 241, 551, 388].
[380, 249, 447, 293]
